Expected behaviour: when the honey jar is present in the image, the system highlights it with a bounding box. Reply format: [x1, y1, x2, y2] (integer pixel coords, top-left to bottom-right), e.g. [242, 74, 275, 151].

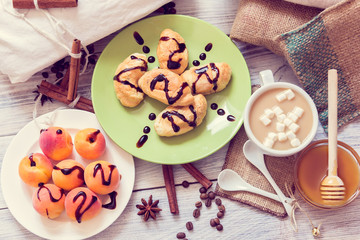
[294, 139, 360, 209]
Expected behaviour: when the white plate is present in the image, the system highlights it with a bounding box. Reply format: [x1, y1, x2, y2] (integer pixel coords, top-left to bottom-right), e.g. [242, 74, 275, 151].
[1, 109, 135, 239]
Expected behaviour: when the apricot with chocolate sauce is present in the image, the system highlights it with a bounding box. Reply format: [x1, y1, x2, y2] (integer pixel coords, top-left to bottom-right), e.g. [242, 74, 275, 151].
[32, 183, 65, 219]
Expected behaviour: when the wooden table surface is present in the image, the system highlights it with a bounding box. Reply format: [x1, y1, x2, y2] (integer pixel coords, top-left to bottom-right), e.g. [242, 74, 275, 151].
[1, 0, 360, 239]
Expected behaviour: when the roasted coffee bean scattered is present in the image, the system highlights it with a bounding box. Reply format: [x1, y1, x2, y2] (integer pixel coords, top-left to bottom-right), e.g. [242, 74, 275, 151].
[214, 218, 220, 225]
[176, 232, 186, 239]
[186, 221, 193, 230]
[216, 224, 223, 231]
[199, 187, 207, 193]
[205, 198, 212, 207]
[215, 198, 222, 206]
[193, 208, 200, 218]
[182, 180, 190, 188]
[195, 201, 202, 208]
[217, 211, 224, 218]
[218, 205, 226, 213]
[41, 72, 49, 78]
[56, 72, 63, 79]
[210, 218, 217, 227]
[200, 193, 208, 200]
[208, 191, 216, 200]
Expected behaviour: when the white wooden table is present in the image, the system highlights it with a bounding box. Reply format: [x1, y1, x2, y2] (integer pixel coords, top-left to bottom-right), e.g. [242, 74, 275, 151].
[1, 0, 360, 239]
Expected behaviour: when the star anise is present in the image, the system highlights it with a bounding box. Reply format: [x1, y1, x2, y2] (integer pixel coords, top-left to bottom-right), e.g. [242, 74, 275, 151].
[136, 195, 162, 221]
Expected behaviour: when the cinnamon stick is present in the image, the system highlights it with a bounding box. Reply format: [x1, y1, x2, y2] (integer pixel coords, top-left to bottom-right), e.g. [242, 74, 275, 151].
[162, 165, 179, 214]
[60, 67, 70, 89]
[181, 163, 213, 189]
[38, 80, 94, 113]
[13, 0, 78, 9]
[67, 39, 81, 101]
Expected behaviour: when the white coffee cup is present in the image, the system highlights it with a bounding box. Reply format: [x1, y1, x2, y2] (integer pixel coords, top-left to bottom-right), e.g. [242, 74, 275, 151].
[243, 70, 319, 157]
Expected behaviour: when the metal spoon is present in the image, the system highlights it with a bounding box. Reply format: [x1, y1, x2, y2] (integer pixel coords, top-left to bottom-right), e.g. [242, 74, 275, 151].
[243, 140, 293, 216]
[218, 169, 284, 202]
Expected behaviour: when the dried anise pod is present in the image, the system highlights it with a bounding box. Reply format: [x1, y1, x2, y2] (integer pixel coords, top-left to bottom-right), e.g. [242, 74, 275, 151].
[136, 195, 162, 221]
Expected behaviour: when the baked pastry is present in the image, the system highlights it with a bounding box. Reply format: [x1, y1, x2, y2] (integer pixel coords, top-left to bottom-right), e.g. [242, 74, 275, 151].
[84, 160, 121, 195]
[138, 68, 194, 106]
[154, 94, 207, 137]
[113, 53, 148, 107]
[181, 62, 232, 95]
[65, 187, 102, 223]
[157, 29, 188, 75]
[52, 160, 85, 191]
[32, 183, 65, 219]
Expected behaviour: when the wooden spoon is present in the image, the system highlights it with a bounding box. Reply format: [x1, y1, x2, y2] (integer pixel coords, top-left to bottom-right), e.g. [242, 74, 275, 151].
[320, 69, 345, 201]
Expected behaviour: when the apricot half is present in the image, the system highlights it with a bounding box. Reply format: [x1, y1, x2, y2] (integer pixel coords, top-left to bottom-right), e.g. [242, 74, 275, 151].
[18, 153, 53, 187]
[74, 128, 106, 160]
[39, 127, 73, 161]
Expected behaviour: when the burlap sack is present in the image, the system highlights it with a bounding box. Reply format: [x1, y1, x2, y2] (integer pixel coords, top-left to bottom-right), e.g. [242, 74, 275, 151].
[230, 0, 321, 55]
[276, 0, 360, 131]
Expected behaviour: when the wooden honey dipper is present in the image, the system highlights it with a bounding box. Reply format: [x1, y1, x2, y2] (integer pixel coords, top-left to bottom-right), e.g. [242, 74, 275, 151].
[320, 69, 345, 201]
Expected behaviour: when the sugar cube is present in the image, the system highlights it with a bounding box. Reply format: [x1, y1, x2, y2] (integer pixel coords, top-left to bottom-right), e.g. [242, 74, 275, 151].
[276, 122, 285, 132]
[293, 106, 304, 118]
[277, 132, 287, 142]
[284, 89, 295, 100]
[259, 115, 271, 126]
[289, 122, 300, 133]
[286, 130, 296, 140]
[290, 138, 301, 147]
[283, 118, 293, 127]
[287, 112, 299, 122]
[277, 114, 286, 123]
[272, 106, 284, 116]
[275, 92, 287, 102]
[263, 138, 274, 148]
[264, 108, 275, 119]
[267, 132, 278, 142]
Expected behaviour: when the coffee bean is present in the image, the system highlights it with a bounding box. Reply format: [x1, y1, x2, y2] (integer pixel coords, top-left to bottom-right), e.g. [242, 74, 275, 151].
[195, 201, 202, 208]
[176, 232, 186, 239]
[186, 221, 193, 230]
[182, 180, 190, 188]
[217, 211, 224, 218]
[205, 198, 212, 207]
[215, 198, 222, 206]
[41, 72, 49, 78]
[193, 208, 200, 218]
[56, 72, 63, 79]
[208, 191, 216, 200]
[214, 218, 220, 225]
[216, 224, 223, 231]
[210, 218, 217, 227]
[200, 193, 208, 200]
[218, 204, 226, 213]
[199, 187, 207, 193]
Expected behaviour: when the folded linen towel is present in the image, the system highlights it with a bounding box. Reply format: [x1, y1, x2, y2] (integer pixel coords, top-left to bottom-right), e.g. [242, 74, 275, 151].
[284, 0, 342, 8]
[0, 0, 170, 83]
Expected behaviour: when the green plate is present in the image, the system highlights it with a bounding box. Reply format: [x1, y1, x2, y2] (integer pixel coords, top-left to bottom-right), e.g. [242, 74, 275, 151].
[91, 15, 251, 165]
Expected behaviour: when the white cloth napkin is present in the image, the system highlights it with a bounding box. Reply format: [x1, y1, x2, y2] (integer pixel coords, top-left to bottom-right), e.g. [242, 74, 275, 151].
[0, 0, 170, 83]
[284, 0, 343, 8]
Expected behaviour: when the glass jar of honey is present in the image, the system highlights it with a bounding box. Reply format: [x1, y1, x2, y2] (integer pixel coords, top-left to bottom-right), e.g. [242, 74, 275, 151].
[294, 139, 360, 209]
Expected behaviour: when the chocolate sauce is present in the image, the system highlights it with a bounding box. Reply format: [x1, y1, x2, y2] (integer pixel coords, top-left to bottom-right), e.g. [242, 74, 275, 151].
[73, 191, 98, 223]
[192, 60, 200, 66]
[136, 135, 148, 148]
[210, 103, 218, 110]
[142, 45, 150, 54]
[133, 31, 144, 45]
[29, 153, 36, 167]
[93, 163, 117, 186]
[113, 55, 147, 92]
[88, 129, 100, 143]
[56, 129, 62, 134]
[37, 183, 65, 202]
[191, 63, 219, 94]
[199, 53, 206, 61]
[162, 105, 197, 132]
[148, 113, 156, 120]
[205, 43, 213, 52]
[217, 109, 225, 116]
[148, 56, 155, 63]
[227, 115, 236, 122]
[143, 126, 151, 134]
[53, 165, 84, 180]
[159, 36, 186, 70]
[102, 191, 118, 210]
[40, 128, 47, 134]
[150, 74, 188, 105]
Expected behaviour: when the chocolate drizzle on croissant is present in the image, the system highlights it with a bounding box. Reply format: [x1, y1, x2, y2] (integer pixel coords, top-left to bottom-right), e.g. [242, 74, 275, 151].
[150, 73, 189, 105]
[113, 55, 147, 93]
[159, 36, 186, 70]
[162, 105, 197, 132]
[192, 63, 219, 94]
